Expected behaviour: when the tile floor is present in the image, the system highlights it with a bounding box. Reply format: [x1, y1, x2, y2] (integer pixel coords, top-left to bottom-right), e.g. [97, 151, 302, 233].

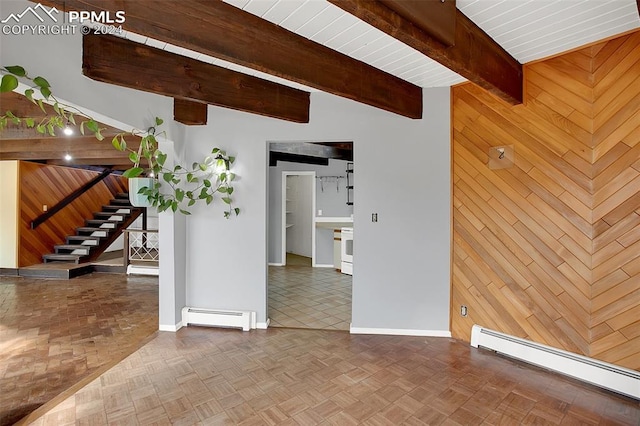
[30, 326, 640, 425]
[268, 255, 352, 331]
[0, 273, 158, 426]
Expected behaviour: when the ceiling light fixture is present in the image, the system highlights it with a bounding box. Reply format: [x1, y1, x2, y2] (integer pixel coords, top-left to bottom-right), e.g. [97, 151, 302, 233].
[64, 154, 72, 161]
[62, 120, 74, 136]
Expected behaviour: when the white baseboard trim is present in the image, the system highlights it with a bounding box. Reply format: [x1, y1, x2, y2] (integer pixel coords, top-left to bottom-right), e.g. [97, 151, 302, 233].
[268, 263, 284, 266]
[159, 321, 182, 332]
[314, 264, 335, 268]
[257, 318, 271, 329]
[350, 326, 451, 337]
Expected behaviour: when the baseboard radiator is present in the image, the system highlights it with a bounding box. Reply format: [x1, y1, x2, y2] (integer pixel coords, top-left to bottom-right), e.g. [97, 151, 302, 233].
[471, 325, 640, 400]
[181, 307, 256, 331]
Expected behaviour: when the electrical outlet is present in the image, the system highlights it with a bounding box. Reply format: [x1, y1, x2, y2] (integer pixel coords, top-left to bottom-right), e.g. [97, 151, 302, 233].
[372, 213, 378, 222]
[43, 205, 48, 212]
[460, 305, 468, 317]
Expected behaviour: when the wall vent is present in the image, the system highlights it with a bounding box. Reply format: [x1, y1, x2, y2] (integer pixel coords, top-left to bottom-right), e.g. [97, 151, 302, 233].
[471, 325, 639, 399]
[181, 307, 255, 331]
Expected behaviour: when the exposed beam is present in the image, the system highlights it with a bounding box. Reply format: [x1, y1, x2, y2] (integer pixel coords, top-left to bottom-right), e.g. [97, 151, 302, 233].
[379, 0, 456, 46]
[83, 34, 310, 123]
[328, 0, 523, 105]
[174, 99, 207, 125]
[36, 0, 422, 119]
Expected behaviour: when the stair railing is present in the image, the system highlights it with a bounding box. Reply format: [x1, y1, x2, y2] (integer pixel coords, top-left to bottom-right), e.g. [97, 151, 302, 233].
[31, 169, 112, 229]
[123, 229, 159, 268]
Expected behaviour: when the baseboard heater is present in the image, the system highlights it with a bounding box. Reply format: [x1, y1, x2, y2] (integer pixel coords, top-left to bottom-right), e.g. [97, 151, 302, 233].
[181, 307, 256, 331]
[471, 325, 640, 400]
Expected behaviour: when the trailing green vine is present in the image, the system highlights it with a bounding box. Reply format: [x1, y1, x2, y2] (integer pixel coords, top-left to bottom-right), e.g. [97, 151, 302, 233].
[1, 65, 240, 217]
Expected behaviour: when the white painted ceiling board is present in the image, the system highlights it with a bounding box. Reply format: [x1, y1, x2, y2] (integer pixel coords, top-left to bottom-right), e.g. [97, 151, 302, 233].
[458, 0, 640, 63]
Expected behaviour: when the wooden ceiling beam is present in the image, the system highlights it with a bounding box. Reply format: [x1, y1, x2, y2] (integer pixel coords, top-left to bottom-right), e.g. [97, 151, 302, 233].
[83, 33, 309, 123]
[328, 0, 523, 105]
[174, 99, 207, 126]
[0, 136, 139, 152]
[378, 0, 456, 46]
[36, 0, 422, 119]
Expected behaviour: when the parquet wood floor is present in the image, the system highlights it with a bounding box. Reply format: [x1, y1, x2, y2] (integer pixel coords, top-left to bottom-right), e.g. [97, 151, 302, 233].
[31, 327, 639, 425]
[0, 273, 158, 425]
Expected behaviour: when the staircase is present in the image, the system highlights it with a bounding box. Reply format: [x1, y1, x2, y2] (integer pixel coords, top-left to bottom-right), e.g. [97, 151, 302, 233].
[43, 193, 143, 264]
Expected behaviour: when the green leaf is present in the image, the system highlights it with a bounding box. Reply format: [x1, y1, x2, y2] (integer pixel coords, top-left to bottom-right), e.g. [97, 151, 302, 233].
[218, 186, 227, 193]
[226, 186, 234, 195]
[0, 74, 18, 92]
[119, 135, 127, 151]
[228, 156, 236, 163]
[224, 211, 230, 219]
[4, 65, 26, 77]
[53, 102, 60, 114]
[176, 189, 184, 202]
[40, 86, 51, 99]
[186, 173, 194, 183]
[112, 136, 121, 151]
[199, 163, 207, 172]
[179, 209, 191, 215]
[33, 76, 50, 88]
[68, 114, 76, 125]
[163, 172, 173, 183]
[157, 152, 167, 166]
[86, 119, 99, 133]
[25, 117, 35, 127]
[128, 152, 139, 163]
[234, 207, 240, 216]
[188, 199, 196, 207]
[47, 123, 55, 136]
[203, 179, 211, 188]
[37, 99, 46, 113]
[222, 197, 232, 205]
[123, 167, 144, 178]
[95, 129, 104, 141]
[228, 173, 236, 181]
[24, 88, 34, 102]
[199, 188, 208, 199]
[206, 195, 213, 205]
[79, 121, 85, 135]
[171, 201, 178, 212]
[211, 148, 220, 154]
[36, 124, 45, 134]
[155, 117, 163, 126]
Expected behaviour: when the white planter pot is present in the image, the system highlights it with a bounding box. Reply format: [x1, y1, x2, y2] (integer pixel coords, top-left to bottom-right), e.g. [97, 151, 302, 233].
[128, 177, 155, 207]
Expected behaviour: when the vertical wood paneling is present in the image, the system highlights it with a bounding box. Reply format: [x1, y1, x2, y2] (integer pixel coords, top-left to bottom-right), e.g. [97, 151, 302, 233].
[452, 30, 640, 371]
[18, 162, 129, 267]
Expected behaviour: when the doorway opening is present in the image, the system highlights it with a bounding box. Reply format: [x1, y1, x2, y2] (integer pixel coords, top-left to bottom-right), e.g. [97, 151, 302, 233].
[267, 141, 353, 331]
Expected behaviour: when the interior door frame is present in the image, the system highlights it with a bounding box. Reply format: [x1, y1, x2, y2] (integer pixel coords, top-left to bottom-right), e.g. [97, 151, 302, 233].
[281, 171, 316, 266]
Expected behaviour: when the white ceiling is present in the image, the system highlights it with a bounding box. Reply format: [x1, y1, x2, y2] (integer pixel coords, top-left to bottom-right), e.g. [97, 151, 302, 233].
[115, 0, 640, 91]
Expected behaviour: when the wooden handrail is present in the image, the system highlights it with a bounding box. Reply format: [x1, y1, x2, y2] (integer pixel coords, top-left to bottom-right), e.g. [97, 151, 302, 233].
[31, 168, 113, 229]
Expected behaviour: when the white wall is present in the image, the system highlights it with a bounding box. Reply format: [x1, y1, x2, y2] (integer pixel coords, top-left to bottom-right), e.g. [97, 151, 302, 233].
[0, 161, 19, 268]
[184, 89, 451, 333]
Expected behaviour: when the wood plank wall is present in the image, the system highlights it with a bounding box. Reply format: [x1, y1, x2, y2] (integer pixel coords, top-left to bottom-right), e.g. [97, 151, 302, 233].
[18, 161, 129, 267]
[451, 30, 640, 371]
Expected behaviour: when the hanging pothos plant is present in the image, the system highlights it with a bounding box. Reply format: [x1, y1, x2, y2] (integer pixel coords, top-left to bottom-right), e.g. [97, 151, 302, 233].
[0, 65, 240, 218]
